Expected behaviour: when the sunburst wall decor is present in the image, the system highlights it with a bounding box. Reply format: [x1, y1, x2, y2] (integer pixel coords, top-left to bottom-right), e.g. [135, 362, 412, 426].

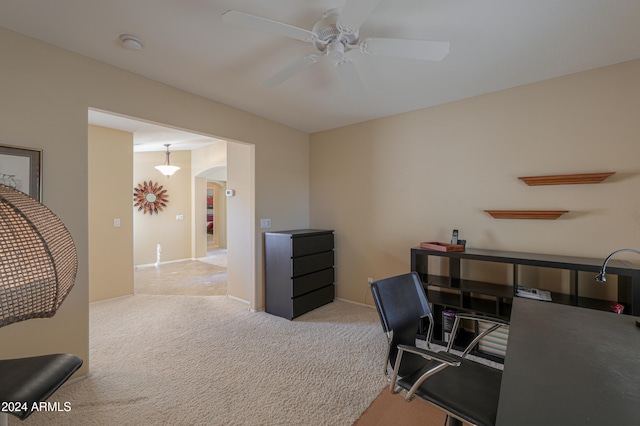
[133, 180, 169, 215]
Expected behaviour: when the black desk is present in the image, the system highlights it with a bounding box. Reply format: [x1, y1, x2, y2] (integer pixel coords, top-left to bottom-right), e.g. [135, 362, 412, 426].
[496, 297, 640, 425]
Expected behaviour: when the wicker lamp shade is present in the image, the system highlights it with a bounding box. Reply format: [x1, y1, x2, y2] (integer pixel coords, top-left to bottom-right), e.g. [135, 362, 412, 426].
[0, 184, 77, 327]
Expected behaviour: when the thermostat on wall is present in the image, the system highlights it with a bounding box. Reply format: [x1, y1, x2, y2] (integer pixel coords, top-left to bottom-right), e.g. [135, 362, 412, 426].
[225, 189, 235, 197]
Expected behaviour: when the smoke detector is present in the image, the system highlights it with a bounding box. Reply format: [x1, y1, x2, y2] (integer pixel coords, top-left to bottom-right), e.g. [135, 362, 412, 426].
[119, 34, 144, 51]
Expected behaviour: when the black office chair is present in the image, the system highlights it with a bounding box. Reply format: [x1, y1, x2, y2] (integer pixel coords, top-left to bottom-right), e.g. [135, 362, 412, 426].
[370, 272, 509, 426]
[0, 354, 83, 423]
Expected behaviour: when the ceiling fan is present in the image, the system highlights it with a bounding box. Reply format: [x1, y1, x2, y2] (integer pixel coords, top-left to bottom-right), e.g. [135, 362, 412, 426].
[221, 0, 450, 96]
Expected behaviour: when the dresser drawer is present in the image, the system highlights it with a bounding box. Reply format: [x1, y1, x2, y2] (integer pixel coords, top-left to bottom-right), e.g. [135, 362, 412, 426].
[292, 268, 334, 298]
[264, 229, 335, 320]
[292, 285, 335, 319]
[292, 232, 334, 257]
[292, 251, 334, 277]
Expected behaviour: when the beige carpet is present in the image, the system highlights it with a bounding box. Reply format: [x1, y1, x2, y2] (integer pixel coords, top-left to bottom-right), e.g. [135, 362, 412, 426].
[12, 296, 387, 425]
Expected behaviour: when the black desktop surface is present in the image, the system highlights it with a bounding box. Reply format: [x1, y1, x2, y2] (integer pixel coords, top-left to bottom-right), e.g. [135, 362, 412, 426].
[496, 297, 640, 425]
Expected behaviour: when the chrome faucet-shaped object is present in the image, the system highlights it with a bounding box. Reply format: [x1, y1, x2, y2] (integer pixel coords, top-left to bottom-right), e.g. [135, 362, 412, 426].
[595, 248, 640, 283]
[595, 248, 640, 327]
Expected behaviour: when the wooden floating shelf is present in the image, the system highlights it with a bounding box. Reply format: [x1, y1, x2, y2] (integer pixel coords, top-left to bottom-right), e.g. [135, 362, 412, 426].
[518, 172, 615, 186]
[485, 210, 569, 220]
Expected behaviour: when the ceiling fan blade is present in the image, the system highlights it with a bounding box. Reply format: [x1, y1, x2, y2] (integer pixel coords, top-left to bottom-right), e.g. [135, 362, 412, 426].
[360, 38, 450, 61]
[335, 59, 365, 97]
[337, 0, 382, 34]
[221, 10, 317, 43]
[262, 54, 320, 88]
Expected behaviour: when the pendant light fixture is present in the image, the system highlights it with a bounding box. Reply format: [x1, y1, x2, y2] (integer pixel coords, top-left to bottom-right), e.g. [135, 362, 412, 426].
[0, 184, 78, 327]
[155, 144, 180, 177]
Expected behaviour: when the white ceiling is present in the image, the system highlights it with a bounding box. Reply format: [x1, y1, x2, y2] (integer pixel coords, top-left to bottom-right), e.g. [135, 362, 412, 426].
[88, 109, 225, 152]
[2, 0, 640, 135]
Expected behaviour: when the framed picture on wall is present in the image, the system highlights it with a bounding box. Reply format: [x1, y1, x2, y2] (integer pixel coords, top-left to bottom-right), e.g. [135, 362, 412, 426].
[0, 144, 43, 201]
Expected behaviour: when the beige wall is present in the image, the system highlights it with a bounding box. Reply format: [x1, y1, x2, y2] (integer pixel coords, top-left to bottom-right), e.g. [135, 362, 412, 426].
[0, 28, 309, 376]
[133, 150, 192, 265]
[227, 142, 255, 304]
[192, 142, 227, 257]
[88, 125, 134, 302]
[207, 181, 227, 249]
[194, 177, 208, 257]
[253, 135, 310, 308]
[310, 59, 640, 305]
[214, 182, 227, 248]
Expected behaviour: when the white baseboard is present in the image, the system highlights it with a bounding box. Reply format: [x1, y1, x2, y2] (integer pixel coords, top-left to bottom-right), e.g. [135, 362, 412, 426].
[134, 258, 193, 269]
[336, 297, 376, 309]
[227, 294, 249, 305]
[64, 373, 89, 386]
[90, 294, 134, 305]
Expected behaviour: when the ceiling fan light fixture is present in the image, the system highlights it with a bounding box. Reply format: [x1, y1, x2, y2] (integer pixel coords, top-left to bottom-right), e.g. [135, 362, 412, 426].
[327, 40, 345, 60]
[119, 34, 144, 51]
[222, 0, 449, 94]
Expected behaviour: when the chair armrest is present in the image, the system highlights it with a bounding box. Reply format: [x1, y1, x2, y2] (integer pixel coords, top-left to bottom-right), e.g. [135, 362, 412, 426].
[391, 344, 461, 400]
[397, 344, 461, 366]
[453, 312, 509, 327]
[419, 313, 435, 348]
[446, 313, 510, 356]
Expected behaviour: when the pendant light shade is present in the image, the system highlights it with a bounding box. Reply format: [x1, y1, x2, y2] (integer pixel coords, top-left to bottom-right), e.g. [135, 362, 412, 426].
[0, 184, 78, 327]
[155, 144, 180, 177]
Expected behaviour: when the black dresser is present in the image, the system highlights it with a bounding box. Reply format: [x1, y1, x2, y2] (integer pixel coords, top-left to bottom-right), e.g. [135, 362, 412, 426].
[264, 229, 335, 319]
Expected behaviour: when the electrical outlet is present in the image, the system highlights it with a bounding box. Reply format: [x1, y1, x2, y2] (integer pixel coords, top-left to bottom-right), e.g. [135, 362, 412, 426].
[260, 218, 271, 229]
[367, 277, 373, 285]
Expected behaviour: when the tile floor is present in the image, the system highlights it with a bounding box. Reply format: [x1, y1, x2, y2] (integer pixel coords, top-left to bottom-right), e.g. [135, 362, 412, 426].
[134, 246, 227, 296]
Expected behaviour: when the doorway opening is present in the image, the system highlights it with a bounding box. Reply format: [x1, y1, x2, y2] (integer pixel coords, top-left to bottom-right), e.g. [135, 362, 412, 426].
[87, 109, 255, 305]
